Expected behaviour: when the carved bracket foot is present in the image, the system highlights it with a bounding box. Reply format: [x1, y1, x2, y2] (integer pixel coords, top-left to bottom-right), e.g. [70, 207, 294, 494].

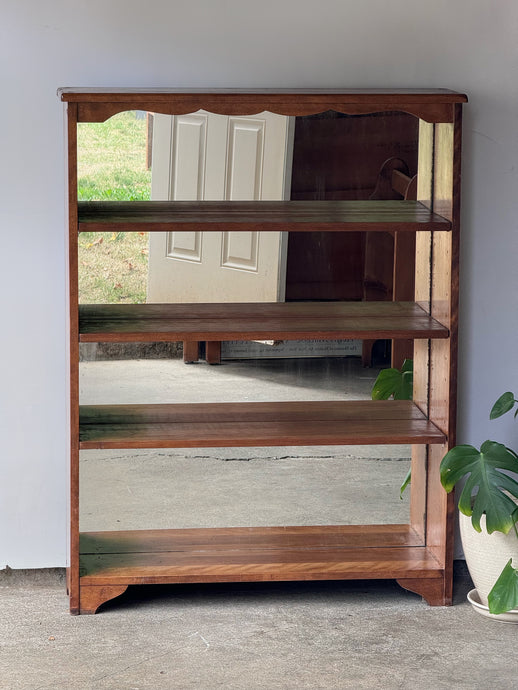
[79, 584, 129, 614]
[396, 577, 452, 606]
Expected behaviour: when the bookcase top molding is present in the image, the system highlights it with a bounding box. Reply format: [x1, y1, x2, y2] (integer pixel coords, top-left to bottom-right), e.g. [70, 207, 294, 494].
[58, 87, 468, 123]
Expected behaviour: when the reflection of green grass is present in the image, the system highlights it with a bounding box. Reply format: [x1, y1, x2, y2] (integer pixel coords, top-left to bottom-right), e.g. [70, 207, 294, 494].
[78, 111, 151, 201]
[78, 179, 150, 201]
[77, 111, 150, 302]
[78, 231, 149, 304]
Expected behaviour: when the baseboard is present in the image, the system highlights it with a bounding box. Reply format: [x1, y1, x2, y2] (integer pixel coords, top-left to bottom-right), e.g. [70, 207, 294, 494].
[0, 566, 66, 586]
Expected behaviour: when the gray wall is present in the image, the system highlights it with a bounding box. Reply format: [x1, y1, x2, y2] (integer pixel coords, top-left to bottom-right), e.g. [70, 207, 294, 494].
[1, 0, 517, 567]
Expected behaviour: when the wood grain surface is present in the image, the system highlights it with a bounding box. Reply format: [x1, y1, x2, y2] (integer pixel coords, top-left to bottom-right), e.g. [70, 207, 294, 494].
[78, 301, 449, 342]
[58, 88, 467, 124]
[79, 400, 446, 449]
[79, 526, 441, 586]
[78, 200, 452, 233]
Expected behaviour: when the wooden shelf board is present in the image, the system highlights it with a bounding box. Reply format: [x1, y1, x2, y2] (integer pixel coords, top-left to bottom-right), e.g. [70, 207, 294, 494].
[79, 400, 446, 449]
[60, 87, 468, 101]
[77, 200, 451, 233]
[79, 525, 441, 585]
[79, 301, 449, 343]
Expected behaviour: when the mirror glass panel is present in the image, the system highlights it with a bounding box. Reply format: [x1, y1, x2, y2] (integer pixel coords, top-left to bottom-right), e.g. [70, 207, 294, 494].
[77, 110, 420, 531]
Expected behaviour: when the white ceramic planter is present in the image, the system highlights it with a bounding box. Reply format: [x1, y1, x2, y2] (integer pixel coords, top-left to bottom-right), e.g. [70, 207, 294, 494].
[459, 510, 518, 620]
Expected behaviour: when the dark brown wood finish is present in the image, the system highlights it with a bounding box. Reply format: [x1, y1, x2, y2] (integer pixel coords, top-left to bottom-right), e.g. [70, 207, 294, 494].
[79, 546, 442, 583]
[63, 88, 464, 613]
[182, 340, 199, 363]
[78, 527, 440, 597]
[79, 546, 442, 578]
[67, 102, 81, 615]
[78, 200, 451, 233]
[78, 302, 449, 342]
[79, 585, 128, 615]
[79, 401, 445, 449]
[287, 112, 418, 306]
[81, 525, 424, 554]
[76, 526, 446, 612]
[395, 578, 449, 606]
[205, 341, 221, 364]
[58, 88, 467, 124]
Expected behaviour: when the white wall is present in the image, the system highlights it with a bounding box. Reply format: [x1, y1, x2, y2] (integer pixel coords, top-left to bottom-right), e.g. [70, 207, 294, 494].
[1, 0, 517, 567]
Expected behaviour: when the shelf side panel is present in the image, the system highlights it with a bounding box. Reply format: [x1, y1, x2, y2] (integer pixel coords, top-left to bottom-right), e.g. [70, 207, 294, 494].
[424, 107, 462, 599]
[67, 102, 81, 615]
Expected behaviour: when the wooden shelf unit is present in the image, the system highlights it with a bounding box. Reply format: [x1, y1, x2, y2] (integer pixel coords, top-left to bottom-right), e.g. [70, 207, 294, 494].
[60, 88, 466, 614]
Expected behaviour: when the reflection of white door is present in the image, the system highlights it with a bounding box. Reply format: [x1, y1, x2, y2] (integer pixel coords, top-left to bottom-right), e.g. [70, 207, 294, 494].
[147, 111, 294, 303]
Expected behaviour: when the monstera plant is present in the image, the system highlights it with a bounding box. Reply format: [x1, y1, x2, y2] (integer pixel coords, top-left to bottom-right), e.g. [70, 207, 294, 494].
[440, 391, 518, 616]
[372, 359, 413, 496]
[371, 358, 413, 401]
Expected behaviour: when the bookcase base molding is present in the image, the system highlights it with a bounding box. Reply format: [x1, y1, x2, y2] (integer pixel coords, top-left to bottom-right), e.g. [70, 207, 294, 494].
[75, 525, 449, 614]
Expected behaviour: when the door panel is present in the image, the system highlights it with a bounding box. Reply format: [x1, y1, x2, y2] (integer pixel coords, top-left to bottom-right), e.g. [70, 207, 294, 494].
[227, 118, 264, 199]
[147, 111, 293, 304]
[221, 232, 258, 271]
[167, 231, 202, 263]
[172, 113, 207, 199]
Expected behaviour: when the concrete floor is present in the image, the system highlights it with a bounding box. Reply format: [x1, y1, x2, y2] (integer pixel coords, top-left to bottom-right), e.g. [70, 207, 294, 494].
[3, 356, 516, 689]
[3, 567, 518, 690]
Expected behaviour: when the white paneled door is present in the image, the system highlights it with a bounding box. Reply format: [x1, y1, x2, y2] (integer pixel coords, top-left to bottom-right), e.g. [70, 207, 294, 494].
[147, 110, 294, 303]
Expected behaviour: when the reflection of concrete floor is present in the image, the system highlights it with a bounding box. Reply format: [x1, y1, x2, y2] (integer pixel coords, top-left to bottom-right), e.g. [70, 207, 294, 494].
[79, 357, 411, 531]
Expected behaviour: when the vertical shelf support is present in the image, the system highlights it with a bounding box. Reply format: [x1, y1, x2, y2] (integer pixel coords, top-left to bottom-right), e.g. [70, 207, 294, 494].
[67, 101, 81, 616]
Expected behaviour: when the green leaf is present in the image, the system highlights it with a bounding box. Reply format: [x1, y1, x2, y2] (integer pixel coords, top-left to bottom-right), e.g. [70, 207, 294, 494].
[400, 468, 412, 499]
[490, 392, 516, 420]
[440, 441, 518, 533]
[401, 359, 413, 374]
[372, 368, 403, 400]
[371, 360, 413, 401]
[488, 559, 518, 615]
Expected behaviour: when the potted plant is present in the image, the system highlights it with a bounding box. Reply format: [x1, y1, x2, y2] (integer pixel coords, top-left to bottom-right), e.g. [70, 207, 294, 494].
[440, 391, 518, 619]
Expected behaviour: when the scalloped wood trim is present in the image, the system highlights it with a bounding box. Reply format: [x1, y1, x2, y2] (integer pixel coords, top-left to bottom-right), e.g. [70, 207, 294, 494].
[79, 585, 128, 615]
[396, 576, 451, 606]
